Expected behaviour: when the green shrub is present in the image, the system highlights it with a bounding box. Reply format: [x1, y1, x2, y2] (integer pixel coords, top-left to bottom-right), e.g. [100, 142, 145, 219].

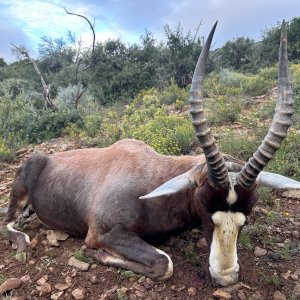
[25, 109, 84, 143]
[206, 96, 242, 125]
[130, 115, 194, 155]
[267, 128, 300, 180]
[0, 138, 14, 162]
[219, 130, 260, 161]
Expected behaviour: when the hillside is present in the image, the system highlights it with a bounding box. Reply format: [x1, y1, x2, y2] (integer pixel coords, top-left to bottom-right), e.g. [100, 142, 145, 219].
[0, 86, 299, 300]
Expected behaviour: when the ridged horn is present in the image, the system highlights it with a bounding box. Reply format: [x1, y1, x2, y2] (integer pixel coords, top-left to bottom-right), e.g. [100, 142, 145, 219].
[237, 20, 293, 188]
[189, 21, 229, 188]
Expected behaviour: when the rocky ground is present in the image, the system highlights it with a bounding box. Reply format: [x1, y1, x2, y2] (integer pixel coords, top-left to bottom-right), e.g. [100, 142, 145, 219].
[0, 138, 299, 300]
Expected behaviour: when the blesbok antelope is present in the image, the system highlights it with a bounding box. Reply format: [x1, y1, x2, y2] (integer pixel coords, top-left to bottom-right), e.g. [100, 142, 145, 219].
[3, 21, 300, 287]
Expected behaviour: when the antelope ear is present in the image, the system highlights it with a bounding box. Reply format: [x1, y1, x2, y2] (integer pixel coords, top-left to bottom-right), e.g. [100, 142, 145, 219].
[256, 171, 300, 189]
[139, 170, 196, 199]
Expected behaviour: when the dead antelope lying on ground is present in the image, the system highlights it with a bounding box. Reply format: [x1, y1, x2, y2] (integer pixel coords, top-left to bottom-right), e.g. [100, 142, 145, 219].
[3, 21, 300, 287]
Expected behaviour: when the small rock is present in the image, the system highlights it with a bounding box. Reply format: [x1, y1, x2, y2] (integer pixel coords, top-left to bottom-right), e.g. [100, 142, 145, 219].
[294, 269, 300, 276]
[30, 238, 38, 249]
[65, 276, 73, 285]
[89, 275, 98, 284]
[191, 228, 201, 236]
[213, 289, 232, 300]
[16, 147, 29, 156]
[282, 190, 300, 199]
[51, 291, 64, 300]
[72, 288, 85, 300]
[91, 263, 97, 269]
[29, 259, 36, 265]
[20, 274, 32, 284]
[280, 271, 290, 280]
[12, 297, 27, 300]
[135, 290, 146, 298]
[0, 278, 21, 294]
[291, 274, 299, 281]
[196, 238, 207, 249]
[188, 287, 197, 296]
[39, 282, 52, 296]
[254, 246, 267, 257]
[0, 265, 4, 270]
[55, 283, 70, 291]
[138, 276, 146, 283]
[68, 257, 89, 271]
[273, 291, 286, 300]
[170, 285, 176, 291]
[37, 275, 48, 285]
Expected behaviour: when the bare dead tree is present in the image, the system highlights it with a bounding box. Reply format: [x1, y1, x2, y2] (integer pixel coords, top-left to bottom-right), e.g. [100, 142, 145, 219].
[11, 44, 56, 110]
[64, 8, 96, 71]
[64, 8, 96, 108]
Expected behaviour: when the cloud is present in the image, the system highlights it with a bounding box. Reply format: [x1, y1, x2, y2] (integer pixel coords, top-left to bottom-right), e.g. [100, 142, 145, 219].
[0, 0, 299, 63]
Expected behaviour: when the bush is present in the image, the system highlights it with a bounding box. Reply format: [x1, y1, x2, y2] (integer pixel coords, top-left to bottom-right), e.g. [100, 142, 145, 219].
[26, 109, 84, 143]
[206, 95, 242, 125]
[219, 130, 260, 161]
[267, 128, 300, 180]
[130, 115, 194, 155]
[205, 69, 275, 98]
[0, 138, 14, 162]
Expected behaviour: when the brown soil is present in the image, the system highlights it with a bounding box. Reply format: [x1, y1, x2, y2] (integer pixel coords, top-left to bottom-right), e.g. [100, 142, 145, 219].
[0, 138, 299, 300]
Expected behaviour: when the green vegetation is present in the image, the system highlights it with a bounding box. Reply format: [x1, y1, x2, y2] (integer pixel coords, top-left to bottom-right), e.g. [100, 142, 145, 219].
[73, 249, 94, 264]
[0, 16, 299, 182]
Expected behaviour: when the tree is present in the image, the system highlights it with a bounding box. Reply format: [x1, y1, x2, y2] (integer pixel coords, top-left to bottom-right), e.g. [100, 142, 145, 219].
[216, 37, 257, 72]
[260, 17, 300, 66]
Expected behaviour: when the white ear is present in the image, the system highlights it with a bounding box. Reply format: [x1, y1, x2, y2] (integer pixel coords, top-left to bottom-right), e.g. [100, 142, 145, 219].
[256, 171, 300, 189]
[139, 171, 196, 199]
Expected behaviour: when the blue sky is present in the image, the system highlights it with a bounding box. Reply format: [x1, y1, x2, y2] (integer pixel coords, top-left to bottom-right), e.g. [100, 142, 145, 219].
[0, 0, 299, 62]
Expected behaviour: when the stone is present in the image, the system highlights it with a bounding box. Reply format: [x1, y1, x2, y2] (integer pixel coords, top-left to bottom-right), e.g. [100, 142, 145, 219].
[0, 265, 4, 270]
[280, 271, 290, 280]
[89, 275, 98, 284]
[39, 282, 52, 296]
[12, 297, 27, 300]
[273, 291, 286, 300]
[51, 291, 64, 300]
[0, 278, 21, 294]
[282, 190, 300, 199]
[37, 275, 48, 285]
[291, 274, 299, 281]
[254, 246, 267, 257]
[20, 274, 32, 284]
[213, 289, 232, 300]
[68, 256, 89, 271]
[30, 238, 38, 249]
[188, 287, 197, 296]
[55, 283, 70, 291]
[72, 288, 85, 299]
[196, 238, 207, 249]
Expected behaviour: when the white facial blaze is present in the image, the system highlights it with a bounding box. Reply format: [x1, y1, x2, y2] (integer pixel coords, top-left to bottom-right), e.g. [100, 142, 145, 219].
[209, 211, 246, 286]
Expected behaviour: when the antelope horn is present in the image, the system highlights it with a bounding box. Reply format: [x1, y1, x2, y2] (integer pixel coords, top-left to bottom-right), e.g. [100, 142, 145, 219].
[189, 21, 229, 188]
[237, 20, 293, 188]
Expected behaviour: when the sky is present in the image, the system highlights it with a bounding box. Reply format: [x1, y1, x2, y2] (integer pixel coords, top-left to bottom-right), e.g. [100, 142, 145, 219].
[0, 0, 299, 63]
